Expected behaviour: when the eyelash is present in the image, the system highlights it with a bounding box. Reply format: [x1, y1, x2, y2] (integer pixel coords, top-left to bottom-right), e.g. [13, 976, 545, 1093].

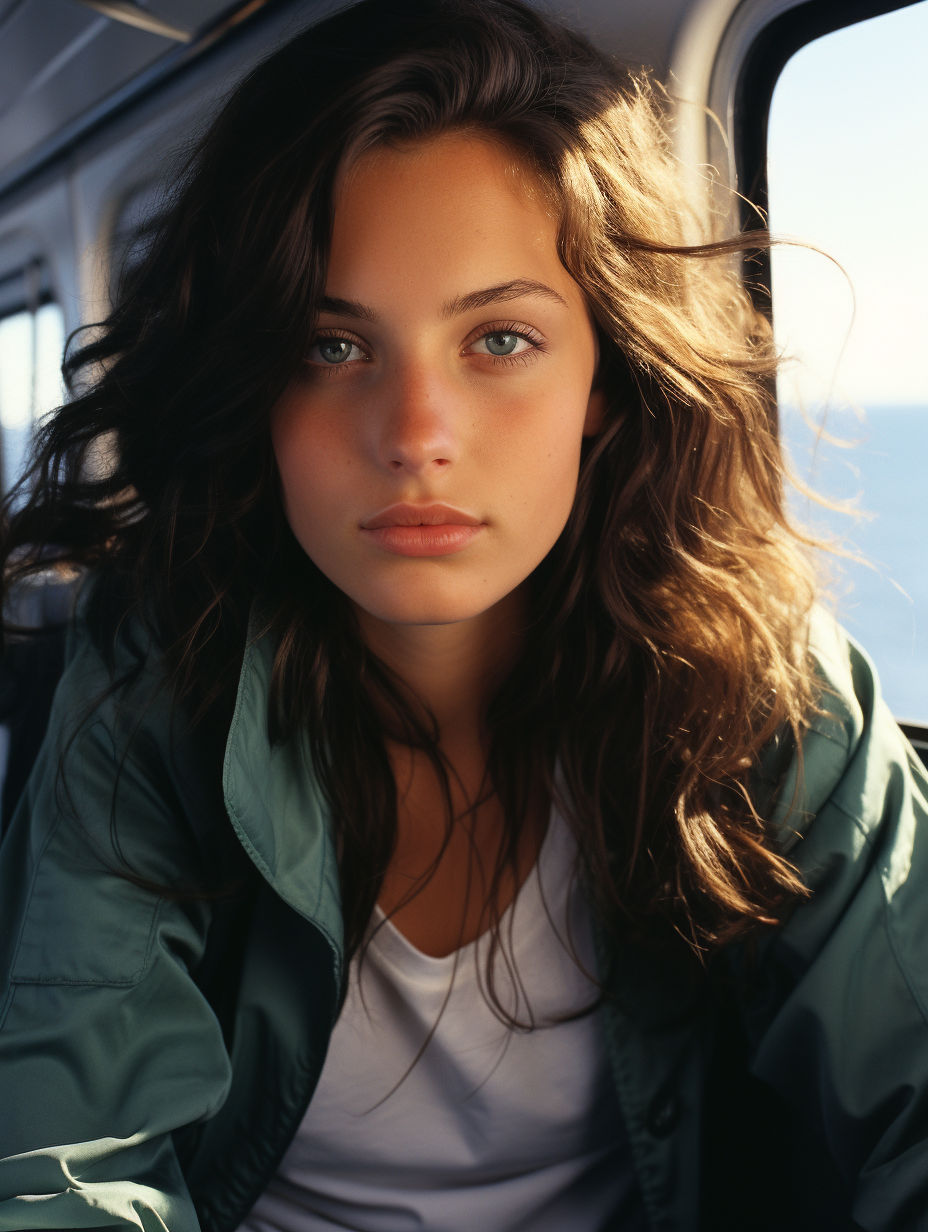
[305, 330, 370, 374]
[305, 322, 547, 374]
[467, 322, 546, 366]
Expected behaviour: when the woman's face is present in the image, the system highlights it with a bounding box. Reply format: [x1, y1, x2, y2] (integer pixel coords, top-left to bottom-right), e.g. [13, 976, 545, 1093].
[273, 133, 604, 625]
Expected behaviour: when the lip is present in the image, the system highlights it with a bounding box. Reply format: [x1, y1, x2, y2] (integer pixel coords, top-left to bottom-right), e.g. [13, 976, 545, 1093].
[360, 503, 485, 557]
[363, 503, 483, 529]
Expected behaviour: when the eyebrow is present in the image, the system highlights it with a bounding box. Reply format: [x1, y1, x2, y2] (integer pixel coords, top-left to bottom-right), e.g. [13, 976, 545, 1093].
[316, 279, 568, 324]
[317, 295, 378, 322]
[441, 279, 568, 318]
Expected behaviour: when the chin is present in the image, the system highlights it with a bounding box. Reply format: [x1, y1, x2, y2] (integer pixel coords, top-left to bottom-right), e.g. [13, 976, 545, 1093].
[355, 577, 503, 626]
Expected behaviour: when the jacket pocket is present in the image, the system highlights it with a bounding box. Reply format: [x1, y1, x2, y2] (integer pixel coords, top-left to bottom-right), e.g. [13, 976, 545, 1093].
[9, 812, 162, 987]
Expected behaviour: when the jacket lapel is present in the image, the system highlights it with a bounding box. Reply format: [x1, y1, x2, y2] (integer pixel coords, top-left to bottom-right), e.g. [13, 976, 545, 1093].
[221, 625, 344, 985]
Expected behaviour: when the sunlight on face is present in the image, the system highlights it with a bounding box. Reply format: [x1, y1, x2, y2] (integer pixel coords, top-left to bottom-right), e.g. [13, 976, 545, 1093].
[272, 134, 604, 626]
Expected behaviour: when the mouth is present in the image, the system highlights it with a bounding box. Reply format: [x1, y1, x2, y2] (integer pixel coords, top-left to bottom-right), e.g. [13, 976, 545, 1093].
[360, 503, 485, 557]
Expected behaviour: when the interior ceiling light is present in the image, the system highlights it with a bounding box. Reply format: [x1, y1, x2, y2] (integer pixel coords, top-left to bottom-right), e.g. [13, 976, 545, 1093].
[73, 0, 192, 42]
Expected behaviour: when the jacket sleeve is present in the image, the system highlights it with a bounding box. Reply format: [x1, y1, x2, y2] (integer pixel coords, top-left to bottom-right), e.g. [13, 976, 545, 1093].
[746, 611, 928, 1232]
[0, 628, 234, 1232]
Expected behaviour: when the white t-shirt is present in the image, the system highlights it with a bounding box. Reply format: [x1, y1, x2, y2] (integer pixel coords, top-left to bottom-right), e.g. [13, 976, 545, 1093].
[240, 805, 646, 1232]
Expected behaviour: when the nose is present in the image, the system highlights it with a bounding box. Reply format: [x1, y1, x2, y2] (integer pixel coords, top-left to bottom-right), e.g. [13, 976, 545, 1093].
[376, 364, 459, 476]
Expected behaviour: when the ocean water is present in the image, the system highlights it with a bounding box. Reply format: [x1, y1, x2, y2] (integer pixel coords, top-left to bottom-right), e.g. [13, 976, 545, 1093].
[781, 404, 928, 724]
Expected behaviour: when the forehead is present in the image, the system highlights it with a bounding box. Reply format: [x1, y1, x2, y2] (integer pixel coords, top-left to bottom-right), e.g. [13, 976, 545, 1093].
[336, 131, 553, 209]
[326, 134, 575, 310]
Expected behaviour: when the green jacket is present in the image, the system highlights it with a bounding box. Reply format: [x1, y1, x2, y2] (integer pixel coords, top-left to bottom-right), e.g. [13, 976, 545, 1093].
[0, 609, 926, 1232]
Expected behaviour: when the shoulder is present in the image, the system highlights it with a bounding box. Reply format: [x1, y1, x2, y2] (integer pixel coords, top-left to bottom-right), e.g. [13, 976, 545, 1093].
[46, 608, 229, 849]
[732, 610, 928, 1224]
[751, 604, 928, 1027]
[0, 614, 233, 1225]
[761, 605, 924, 860]
[0, 608, 233, 992]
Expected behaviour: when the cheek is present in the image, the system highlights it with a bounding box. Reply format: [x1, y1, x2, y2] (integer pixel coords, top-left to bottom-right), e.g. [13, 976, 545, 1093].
[488, 394, 587, 535]
[271, 398, 350, 545]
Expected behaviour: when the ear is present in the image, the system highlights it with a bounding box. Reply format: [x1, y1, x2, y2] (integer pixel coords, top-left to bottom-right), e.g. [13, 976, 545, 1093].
[583, 387, 607, 437]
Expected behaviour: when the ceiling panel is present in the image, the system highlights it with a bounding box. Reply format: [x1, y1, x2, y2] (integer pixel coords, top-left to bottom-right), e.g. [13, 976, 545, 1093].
[0, 0, 25, 26]
[0, 0, 703, 202]
[148, 0, 239, 25]
[0, 0, 238, 186]
[0, 1, 100, 119]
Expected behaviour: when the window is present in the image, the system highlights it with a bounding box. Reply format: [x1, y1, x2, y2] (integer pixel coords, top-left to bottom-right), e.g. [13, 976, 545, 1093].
[0, 262, 66, 496]
[766, 0, 928, 723]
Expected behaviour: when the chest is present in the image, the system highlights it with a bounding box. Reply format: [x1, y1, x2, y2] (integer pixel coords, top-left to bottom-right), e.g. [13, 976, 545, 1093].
[376, 742, 549, 957]
[239, 809, 644, 1232]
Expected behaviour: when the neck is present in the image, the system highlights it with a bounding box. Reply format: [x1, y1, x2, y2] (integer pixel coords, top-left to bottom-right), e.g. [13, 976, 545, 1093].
[354, 584, 528, 747]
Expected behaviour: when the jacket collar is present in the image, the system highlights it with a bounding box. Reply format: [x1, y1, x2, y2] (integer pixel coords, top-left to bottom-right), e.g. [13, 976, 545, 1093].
[222, 622, 344, 984]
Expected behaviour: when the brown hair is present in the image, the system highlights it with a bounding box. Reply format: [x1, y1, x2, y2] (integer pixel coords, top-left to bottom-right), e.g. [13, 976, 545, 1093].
[2, 0, 814, 992]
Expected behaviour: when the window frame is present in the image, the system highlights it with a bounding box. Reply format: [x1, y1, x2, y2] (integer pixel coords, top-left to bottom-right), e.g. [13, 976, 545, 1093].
[727, 0, 922, 313]
[0, 259, 55, 321]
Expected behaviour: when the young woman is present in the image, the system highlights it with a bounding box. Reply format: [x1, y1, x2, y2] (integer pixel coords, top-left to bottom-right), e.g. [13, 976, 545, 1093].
[0, 2, 925, 1230]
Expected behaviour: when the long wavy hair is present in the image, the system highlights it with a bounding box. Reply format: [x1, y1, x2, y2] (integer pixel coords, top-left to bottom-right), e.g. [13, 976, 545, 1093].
[2, 0, 816, 983]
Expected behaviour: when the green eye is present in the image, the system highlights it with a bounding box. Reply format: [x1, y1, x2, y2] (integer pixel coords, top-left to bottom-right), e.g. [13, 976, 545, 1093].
[318, 339, 353, 364]
[483, 332, 519, 356]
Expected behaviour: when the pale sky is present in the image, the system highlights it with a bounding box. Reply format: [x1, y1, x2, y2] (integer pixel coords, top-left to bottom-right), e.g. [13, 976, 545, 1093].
[767, 0, 928, 410]
[0, 305, 65, 431]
